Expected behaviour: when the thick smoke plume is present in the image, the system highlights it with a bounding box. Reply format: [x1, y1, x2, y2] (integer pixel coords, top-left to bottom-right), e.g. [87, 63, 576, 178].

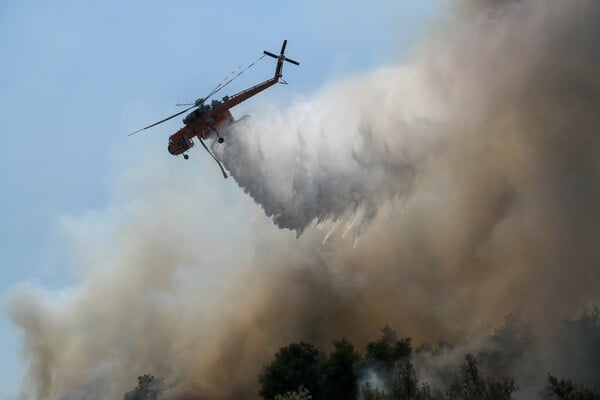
[8, 0, 600, 399]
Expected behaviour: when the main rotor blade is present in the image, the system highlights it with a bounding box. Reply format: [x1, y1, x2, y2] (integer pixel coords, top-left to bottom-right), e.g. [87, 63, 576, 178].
[280, 40, 288, 55]
[284, 57, 300, 66]
[263, 50, 278, 59]
[128, 105, 196, 136]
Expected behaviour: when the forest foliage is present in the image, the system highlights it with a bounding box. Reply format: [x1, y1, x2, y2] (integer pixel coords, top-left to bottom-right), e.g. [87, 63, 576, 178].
[123, 308, 600, 399]
[258, 310, 600, 400]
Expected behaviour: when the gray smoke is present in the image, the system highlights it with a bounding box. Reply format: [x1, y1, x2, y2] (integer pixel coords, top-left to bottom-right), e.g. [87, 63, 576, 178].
[8, 0, 600, 399]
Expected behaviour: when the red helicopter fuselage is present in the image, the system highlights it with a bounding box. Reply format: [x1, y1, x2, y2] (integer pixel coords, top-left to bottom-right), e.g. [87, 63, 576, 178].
[167, 73, 282, 156]
[130, 40, 298, 177]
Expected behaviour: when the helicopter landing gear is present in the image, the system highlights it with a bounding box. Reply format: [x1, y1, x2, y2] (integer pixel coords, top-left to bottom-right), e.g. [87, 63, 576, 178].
[183, 154, 189, 160]
[213, 128, 225, 144]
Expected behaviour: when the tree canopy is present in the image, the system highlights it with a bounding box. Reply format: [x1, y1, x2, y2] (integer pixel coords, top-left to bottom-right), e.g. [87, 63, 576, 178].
[259, 342, 322, 400]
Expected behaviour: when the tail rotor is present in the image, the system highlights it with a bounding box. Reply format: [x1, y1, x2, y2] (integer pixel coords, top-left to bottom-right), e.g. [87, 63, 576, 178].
[263, 40, 300, 78]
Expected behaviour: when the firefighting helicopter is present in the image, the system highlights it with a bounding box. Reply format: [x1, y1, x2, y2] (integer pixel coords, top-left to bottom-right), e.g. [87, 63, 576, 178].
[129, 40, 299, 178]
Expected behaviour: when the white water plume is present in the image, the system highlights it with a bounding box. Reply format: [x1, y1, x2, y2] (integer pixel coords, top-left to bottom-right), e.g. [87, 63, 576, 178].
[216, 67, 449, 236]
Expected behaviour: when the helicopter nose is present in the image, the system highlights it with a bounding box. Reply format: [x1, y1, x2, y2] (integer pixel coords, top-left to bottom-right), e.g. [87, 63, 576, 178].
[168, 140, 178, 155]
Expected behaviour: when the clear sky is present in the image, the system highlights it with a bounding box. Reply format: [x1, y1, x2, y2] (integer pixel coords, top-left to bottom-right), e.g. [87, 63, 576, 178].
[0, 1, 441, 398]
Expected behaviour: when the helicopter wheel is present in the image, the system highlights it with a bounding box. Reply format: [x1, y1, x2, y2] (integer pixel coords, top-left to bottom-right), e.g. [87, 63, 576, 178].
[218, 137, 225, 144]
[183, 154, 189, 160]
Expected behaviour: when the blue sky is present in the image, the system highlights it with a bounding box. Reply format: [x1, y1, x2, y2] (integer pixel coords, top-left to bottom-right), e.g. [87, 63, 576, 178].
[0, 1, 441, 398]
